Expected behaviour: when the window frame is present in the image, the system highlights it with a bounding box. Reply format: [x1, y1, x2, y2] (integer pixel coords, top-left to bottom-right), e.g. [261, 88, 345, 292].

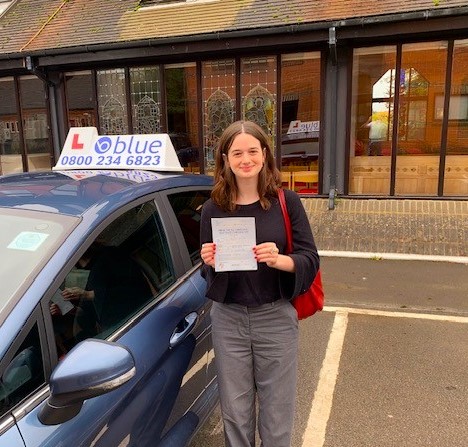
[156, 186, 212, 274]
[0, 306, 49, 423]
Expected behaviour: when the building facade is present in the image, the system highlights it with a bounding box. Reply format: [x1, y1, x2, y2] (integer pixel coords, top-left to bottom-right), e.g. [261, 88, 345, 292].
[0, 0, 467, 199]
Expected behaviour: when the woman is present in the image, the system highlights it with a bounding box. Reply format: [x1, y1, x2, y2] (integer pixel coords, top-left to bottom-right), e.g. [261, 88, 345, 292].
[200, 120, 319, 447]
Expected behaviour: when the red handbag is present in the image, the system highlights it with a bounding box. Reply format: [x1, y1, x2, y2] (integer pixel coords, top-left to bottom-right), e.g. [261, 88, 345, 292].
[278, 189, 324, 319]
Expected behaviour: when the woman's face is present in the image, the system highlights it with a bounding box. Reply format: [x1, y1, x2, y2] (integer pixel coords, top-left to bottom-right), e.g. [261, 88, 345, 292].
[226, 132, 265, 181]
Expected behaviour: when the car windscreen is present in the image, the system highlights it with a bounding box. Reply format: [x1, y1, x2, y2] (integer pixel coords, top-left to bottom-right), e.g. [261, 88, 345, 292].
[0, 208, 79, 319]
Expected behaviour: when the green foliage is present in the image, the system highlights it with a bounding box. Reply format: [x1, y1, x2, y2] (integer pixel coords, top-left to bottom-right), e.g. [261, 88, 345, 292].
[134, 1, 143, 11]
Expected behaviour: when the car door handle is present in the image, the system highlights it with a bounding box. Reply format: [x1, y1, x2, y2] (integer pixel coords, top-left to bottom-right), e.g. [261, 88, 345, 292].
[170, 312, 198, 348]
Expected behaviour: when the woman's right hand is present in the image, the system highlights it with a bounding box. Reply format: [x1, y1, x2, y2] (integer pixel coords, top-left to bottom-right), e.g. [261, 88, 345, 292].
[62, 287, 93, 301]
[200, 242, 216, 267]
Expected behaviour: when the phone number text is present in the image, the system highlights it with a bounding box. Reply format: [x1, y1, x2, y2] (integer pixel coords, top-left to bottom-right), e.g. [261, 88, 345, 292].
[59, 154, 161, 167]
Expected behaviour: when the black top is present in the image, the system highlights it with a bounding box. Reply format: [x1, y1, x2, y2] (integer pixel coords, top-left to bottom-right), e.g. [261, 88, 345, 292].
[200, 189, 319, 307]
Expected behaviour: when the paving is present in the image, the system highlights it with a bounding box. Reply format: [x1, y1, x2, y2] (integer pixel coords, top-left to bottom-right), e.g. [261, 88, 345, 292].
[302, 198, 468, 258]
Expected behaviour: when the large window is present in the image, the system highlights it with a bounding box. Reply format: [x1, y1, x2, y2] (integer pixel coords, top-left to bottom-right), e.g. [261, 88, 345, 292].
[280, 52, 321, 194]
[0, 76, 52, 174]
[66, 71, 97, 128]
[20, 77, 52, 173]
[201, 59, 236, 174]
[350, 46, 397, 195]
[97, 69, 129, 135]
[165, 63, 200, 171]
[350, 41, 466, 196]
[0, 77, 20, 175]
[241, 56, 277, 147]
[445, 39, 468, 196]
[130, 66, 162, 134]
[395, 42, 447, 196]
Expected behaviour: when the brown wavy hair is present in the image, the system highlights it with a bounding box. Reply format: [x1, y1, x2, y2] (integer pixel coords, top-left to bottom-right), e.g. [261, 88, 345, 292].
[211, 120, 281, 211]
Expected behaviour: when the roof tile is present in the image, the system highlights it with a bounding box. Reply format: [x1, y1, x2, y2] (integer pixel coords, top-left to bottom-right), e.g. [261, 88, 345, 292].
[0, 0, 467, 55]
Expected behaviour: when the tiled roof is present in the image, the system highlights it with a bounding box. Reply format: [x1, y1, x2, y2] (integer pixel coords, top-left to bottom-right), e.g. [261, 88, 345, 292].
[0, 0, 467, 55]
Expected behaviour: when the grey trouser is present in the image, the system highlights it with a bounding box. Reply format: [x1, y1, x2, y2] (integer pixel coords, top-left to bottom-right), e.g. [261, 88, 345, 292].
[210, 299, 299, 447]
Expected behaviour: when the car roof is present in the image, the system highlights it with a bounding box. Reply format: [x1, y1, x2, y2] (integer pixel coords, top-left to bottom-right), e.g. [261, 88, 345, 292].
[0, 170, 212, 217]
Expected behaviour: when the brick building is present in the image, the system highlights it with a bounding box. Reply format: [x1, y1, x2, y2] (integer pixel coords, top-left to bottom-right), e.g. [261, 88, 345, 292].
[0, 0, 467, 199]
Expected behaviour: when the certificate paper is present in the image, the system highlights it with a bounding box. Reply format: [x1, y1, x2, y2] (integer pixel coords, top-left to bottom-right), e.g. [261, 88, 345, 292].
[50, 289, 75, 315]
[212, 217, 257, 272]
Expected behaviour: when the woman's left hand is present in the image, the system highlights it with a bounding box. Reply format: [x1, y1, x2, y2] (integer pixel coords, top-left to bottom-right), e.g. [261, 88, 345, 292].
[254, 242, 280, 267]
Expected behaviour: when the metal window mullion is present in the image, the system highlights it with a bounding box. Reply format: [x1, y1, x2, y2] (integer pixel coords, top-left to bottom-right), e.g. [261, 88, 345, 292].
[438, 40, 454, 197]
[196, 60, 204, 173]
[125, 67, 133, 133]
[276, 54, 282, 169]
[15, 76, 29, 172]
[390, 45, 402, 196]
[93, 69, 101, 132]
[235, 56, 241, 120]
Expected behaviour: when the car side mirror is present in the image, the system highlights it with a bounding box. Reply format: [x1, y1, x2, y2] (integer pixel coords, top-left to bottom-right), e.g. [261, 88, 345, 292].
[38, 339, 135, 425]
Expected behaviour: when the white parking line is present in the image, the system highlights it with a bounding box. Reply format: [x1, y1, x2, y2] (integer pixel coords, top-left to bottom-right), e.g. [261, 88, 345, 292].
[324, 306, 468, 324]
[301, 305, 468, 447]
[319, 250, 468, 265]
[302, 310, 348, 447]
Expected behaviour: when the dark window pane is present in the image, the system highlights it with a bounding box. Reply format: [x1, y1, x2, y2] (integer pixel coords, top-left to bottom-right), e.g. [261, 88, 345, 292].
[167, 190, 211, 265]
[165, 64, 200, 171]
[19, 77, 52, 172]
[65, 71, 97, 128]
[0, 77, 21, 176]
[0, 323, 45, 416]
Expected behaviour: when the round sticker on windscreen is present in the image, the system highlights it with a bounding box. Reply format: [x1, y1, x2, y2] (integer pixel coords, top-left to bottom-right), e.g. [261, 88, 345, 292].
[8, 232, 49, 251]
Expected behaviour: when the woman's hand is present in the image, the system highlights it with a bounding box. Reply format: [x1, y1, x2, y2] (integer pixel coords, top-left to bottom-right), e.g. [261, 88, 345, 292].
[62, 287, 93, 301]
[201, 242, 216, 268]
[49, 303, 62, 317]
[253, 242, 280, 267]
[254, 243, 296, 272]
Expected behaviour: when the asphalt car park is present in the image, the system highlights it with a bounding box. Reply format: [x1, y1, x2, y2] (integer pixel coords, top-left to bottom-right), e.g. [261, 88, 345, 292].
[191, 257, 468, 447]
[0, 129, 217, 446]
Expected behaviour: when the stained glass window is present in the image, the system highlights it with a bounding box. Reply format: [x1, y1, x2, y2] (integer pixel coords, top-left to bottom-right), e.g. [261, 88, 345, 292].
[130, 66, 162, 134]
[97, 69, 128, 135]
[202, 60, 236, 173]
[241, 57, 277, 148]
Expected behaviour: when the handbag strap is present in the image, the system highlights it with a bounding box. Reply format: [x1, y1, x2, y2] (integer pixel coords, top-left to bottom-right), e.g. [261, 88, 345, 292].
[278, 188, 293, 254]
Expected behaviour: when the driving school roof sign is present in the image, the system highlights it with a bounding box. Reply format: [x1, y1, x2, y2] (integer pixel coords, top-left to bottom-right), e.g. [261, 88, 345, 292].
[53, 127, 183, 172]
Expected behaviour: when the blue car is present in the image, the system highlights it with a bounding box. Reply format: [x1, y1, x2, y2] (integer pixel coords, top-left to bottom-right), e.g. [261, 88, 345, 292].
[0, 130, 217, 446]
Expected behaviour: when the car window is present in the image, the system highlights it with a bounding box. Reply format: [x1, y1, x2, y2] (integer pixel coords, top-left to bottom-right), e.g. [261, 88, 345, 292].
[50, 200, 175, 358]
[166, 190, 211, 265]
[0, 208, 78, 321]
[0, 323, 45, 418]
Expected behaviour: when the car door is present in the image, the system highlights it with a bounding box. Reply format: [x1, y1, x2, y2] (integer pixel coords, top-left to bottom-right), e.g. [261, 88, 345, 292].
[157, 186, 217, 440]
[13, 196, 211, 446]
[160, 187, 217, 391]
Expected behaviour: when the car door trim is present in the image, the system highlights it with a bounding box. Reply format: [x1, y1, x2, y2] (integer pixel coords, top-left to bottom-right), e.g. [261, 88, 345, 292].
[11, 387, 50, 424]
[0, 415, 16, 437]
[107, 263, 204, 343]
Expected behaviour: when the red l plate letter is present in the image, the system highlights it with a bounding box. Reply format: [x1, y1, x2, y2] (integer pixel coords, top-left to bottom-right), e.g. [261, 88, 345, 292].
[71, 134, 84, 150]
